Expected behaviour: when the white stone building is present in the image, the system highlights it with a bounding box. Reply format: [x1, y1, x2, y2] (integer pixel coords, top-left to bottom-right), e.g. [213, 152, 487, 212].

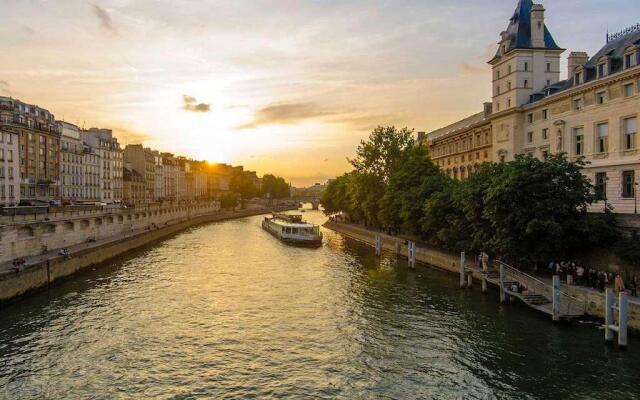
[82, 128, 123, 204]
[0, 129, 20, 206]
[58, 122, 84, 203]
[82, 144, 100, 201]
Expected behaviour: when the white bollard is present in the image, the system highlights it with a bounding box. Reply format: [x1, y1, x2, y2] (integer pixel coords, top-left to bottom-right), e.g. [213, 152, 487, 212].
[619, 292, 628, 347]
[605, 288, 615, 343]
[552, 275, 561, 322]
[375, 233, 382, 257]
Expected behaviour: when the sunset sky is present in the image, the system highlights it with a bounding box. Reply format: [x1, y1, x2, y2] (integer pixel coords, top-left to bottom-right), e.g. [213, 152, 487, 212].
[1, 0, 639, 186]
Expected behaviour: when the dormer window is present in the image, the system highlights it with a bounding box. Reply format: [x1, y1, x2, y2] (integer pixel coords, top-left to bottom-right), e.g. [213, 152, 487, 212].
[598, 62, 607, 78]
[624, 47, 637, 69]
[574, 72, 582, 85]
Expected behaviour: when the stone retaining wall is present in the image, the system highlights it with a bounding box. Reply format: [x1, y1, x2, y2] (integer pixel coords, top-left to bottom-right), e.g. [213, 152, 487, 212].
[0, 206, 293, 304]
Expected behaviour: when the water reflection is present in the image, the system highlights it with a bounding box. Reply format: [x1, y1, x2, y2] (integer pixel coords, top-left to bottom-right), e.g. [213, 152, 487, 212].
[0, 210, 638, 399]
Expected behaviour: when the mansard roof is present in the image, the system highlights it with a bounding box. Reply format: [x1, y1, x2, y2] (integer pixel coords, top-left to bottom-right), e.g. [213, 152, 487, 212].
[491, 0, 562, 62]
[528, 30, 640, 104]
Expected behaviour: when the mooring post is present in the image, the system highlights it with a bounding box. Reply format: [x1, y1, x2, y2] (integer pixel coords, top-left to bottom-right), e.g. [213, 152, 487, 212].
[552, 275, 561, 322]
[605, 288, 615, 343]
[459, 251, 466, 288]
[46, 260, 51, 288]
[481, 275, 487, 293]
[375, 233, 382, 257]
[499, 263, 506, 303]
[619, 291, 628, 347]
[408, 241, 416, 269]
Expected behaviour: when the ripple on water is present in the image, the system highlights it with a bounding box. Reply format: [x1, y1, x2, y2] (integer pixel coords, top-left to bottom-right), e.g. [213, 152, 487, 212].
[1, 211, 640, 399]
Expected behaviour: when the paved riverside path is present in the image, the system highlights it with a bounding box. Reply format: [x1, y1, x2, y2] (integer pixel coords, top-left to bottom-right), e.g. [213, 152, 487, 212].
[0, 208, 275, 278]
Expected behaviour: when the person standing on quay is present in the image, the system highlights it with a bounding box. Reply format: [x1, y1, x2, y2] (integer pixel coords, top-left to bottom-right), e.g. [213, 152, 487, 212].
[481, 252, 489, 273]
[614, 272, 625, 294]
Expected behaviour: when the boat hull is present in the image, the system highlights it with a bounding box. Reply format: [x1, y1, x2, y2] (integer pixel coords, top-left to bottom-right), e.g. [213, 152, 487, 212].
[262, 219, 322, 247]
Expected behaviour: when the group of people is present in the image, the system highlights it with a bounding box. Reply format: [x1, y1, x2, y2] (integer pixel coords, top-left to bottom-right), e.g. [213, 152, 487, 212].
[58, 248, 71, 259]
[546, 260, 639, 297]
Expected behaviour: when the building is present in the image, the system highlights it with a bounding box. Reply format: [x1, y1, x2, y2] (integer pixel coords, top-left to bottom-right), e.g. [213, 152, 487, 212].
[162, 152, 177, 201]
[0, 128, 20, 206]
[58, 122, 84, 203]
[426, 0, 640, 213]
[82, 143, 100, 202]
[123, 144, 156, 203]
[422, 104, 493, 179]
[175, 157, 186, 201]
[82, 128, 123, 204]
[123, 165, 145, 206]
[0, 96, 60, 203]
[153, 150, 164, 201]
[490, 0, 640, 213]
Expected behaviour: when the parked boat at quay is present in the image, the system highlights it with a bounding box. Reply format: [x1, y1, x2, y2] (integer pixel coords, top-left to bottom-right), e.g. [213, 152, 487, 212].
[262, 213, 322, 246]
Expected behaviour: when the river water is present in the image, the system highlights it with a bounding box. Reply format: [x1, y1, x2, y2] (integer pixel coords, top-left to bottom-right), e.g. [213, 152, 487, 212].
[1, 210, 639, 399]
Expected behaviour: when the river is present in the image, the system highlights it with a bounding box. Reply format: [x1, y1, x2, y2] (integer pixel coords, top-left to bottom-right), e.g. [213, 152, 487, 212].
[1, 210, 639, 399]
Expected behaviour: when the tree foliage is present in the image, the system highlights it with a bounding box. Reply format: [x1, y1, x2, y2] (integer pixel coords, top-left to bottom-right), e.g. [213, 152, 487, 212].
[323, 127, 622, 269]
[261, 174, 290, 199]
[230, 170, 258, 206]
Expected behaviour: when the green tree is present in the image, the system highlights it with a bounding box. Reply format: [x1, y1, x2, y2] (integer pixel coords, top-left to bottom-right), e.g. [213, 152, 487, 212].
[379, 146, 449, 235]
[230, 170, 257, 207]
[262, 174, 291, 199]
[349, 125, 415, 183]
[219, 192, 239, 210]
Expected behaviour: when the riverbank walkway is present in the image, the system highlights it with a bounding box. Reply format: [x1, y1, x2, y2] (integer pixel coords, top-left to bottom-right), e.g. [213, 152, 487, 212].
[325, 220, 639, 321]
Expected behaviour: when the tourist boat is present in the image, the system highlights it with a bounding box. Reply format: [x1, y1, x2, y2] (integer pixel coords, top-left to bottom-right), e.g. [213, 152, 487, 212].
[262, 213, 322, 247]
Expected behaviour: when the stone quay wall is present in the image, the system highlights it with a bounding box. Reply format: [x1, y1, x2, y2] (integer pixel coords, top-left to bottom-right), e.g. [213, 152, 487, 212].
[324, 221, 640, 331]
[0, 202, 295, 303]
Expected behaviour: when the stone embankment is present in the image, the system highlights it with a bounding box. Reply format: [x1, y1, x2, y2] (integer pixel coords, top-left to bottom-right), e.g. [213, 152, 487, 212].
[0, 202, 295, 304]
[324, 220, 640, 331]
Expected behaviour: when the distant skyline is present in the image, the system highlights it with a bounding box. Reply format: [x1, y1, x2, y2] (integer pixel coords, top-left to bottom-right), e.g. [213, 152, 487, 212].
[1, 0, 639, 186]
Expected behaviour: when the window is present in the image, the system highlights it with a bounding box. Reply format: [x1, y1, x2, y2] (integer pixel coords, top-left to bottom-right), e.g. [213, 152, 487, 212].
[574, 98, 584, 111]
[574, 128, 584, 155]
[524, 79, 529, 88]
[542, 128, 549, 140]
[546, 79, 551, 86]
[546, 62, 551, 72]
[598, 63, 606, 78]
[524, 62, 529, 71]
[625, 53, 635, 69]
[542, 150, 549, 160]
[542, 109, 548, 120]
[507, 81, 512, 90]
[597, 92, 606, 105]
[624, 117, 637, 150]
[597, 122, 609, 153]
[508, 65, 512, 74]
[624, 83, 634, 97]
[528, 113, 533, 123]
[497, 70, 501, 79]
[595, 172, 607, 200]
[507, 98, 511, 108]
[575, 72, 582, 85]
[527, 131, 533, 143]
[622, 170, 635, 198]
[496, 85, 501, 95]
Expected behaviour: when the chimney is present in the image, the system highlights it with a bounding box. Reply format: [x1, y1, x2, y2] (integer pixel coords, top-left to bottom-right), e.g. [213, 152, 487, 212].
[567, 51, 589, 80]
[483, 102, 493, 118]
[416, 131, 426, 143]
[530, 4, 546, 48]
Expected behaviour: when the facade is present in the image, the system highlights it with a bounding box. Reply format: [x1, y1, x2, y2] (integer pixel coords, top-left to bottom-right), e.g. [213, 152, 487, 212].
[153, 150, 164, 201]
[82, 128, 123, 204]
[426, 0, 640, 213]
[422, 105, 494, 179]
[162, 153, 177, 201]
[0, 96, 60, 203]
[58, 122, 84, 203]
[176, 157, 186, 201]
[0, 129, 20, 206]
[123, 166, 145, 206]
[82, 143, 100, 202]
[123, 144, 155, 203]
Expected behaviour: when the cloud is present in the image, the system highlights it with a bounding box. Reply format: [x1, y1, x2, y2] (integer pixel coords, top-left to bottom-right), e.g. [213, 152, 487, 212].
[181, 94, 211, 113]
[92, 4, 116, 33]
[0, 80, 10, 95]
[113, 127, 153, 145]
[236, 102, 335, 129]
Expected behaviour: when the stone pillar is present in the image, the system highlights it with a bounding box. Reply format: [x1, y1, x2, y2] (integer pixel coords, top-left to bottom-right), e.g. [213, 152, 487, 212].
[552, 275, 561, 322]
[375, 233, 382, 257]
[605, 288, 615, 343]
[619, 292, 628, 347]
